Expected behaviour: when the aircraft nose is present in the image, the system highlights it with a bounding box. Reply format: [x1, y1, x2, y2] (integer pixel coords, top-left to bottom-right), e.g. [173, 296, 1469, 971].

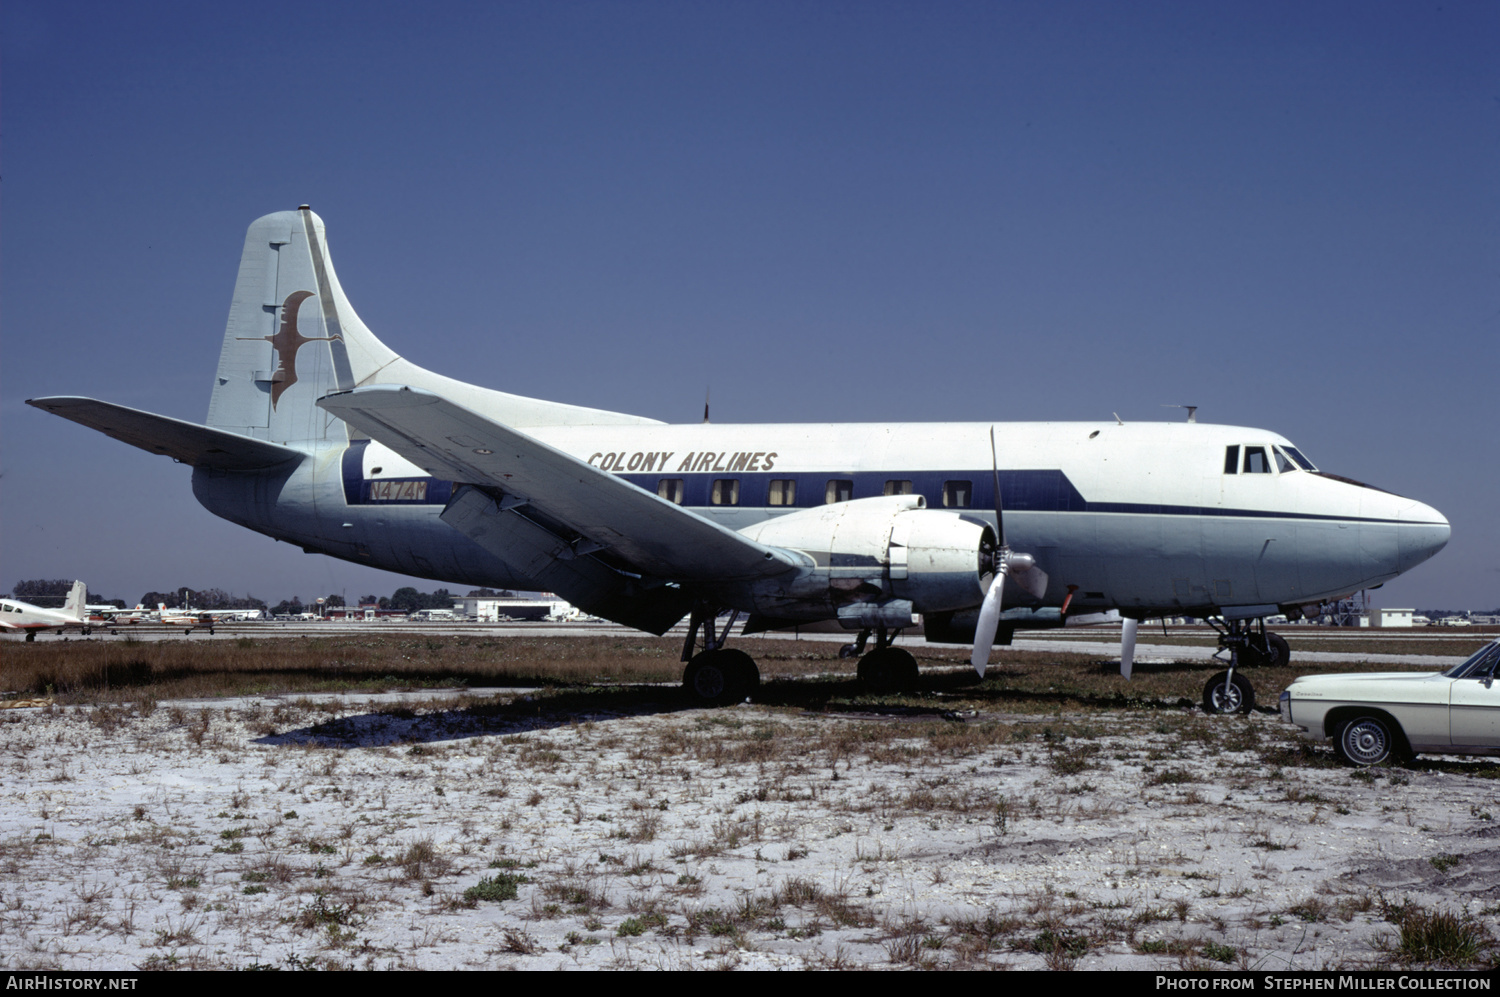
[1397, 499, 1450, 574]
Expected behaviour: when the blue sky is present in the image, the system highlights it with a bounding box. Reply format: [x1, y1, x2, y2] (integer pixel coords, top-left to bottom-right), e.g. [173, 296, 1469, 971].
[3, 1, 1495, 610]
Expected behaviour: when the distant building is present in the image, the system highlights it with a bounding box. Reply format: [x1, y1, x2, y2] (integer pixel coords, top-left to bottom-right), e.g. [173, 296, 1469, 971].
[455, 597, 571, 621]
[1370, 608, 1414, 628]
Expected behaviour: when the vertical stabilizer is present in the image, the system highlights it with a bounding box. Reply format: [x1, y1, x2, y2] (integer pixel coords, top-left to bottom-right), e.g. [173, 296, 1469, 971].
[63, 581, 87, 622]
[206, 208, 397, 445]
[208, 207, 663, 434]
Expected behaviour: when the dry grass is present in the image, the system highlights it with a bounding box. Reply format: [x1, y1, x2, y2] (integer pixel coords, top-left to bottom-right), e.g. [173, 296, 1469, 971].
[3, 629, 1467, 718]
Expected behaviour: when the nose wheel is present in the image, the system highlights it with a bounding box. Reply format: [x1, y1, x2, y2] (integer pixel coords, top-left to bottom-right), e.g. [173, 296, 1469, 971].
[1202, 670, 1255, 714]
[1201, 616, 1285, 715]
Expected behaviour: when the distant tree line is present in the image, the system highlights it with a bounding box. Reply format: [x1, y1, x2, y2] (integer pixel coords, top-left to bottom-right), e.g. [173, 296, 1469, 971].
[140, 588, 268, 612]
[10, 579, 124, 609]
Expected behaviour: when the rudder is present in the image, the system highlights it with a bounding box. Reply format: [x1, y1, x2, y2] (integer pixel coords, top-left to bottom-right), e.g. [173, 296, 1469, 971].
[206, 208, 396, 445]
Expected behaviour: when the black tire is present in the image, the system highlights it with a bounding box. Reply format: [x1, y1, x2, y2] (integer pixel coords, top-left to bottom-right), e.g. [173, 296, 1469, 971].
[683, 648, 759, 706]
[857, 647, 920, 693]
[1202, 670, 1255, 714]
[1265, 632, 1289, 667]
[1335, 714, 1398, 767]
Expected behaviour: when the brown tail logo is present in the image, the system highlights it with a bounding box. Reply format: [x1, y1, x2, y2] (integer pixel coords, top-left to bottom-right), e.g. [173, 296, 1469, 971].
[239, 290, 342, 409]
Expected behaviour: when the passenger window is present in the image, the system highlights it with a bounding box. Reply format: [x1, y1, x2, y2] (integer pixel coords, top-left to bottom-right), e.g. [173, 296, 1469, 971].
[767, 479, 797, 506]
[883, 480, 913, 496]
[1242, 447, 1271, 474]
[657, 479, 684, 504]
[943, 480, 973, 508]
[711, 479, 740, 506]
[1224, 446, 1239, 474]
[825, 479, 853, 504]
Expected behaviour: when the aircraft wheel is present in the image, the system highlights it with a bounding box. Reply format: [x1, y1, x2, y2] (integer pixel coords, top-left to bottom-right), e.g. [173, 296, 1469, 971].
[1335, 715, 1399, 767]
[25, 632, 36, 642]
[857, 647, 919, 693]
[1202, 670, 1254, 715]
[683, 648, 759, 706]
[1264, 632, 1289, 667]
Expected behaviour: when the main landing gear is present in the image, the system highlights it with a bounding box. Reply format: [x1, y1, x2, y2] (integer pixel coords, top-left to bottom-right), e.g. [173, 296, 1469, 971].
[1201, 617, 1291, 715]
[680, 606, 760, 706]
[841, 627, 919, 693]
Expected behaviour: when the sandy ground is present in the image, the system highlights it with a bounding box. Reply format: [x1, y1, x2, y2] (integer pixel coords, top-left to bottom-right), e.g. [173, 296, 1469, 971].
[2, 685, 1496, 971]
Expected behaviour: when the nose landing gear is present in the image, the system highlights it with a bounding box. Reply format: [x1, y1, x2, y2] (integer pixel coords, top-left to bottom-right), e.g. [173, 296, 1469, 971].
[1202, 616, 1289, 715]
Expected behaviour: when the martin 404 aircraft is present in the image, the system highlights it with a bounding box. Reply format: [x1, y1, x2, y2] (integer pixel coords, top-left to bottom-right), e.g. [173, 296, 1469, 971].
[30, 208, 1451, 710]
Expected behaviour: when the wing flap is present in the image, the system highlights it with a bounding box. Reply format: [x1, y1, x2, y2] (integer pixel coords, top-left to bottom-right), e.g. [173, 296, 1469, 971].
[442, 485, 691, 633]
[28, 397, 304, 471]
[317, 385, 798, 582]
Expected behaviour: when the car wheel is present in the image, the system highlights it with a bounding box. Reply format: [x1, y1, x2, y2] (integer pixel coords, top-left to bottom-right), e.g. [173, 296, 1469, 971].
[1202, 670, 1255, 714]
[1335, 715, 1398, 767]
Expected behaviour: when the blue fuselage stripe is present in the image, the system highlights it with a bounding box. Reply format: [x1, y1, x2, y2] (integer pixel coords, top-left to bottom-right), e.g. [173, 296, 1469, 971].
[336, 451, 1418, 525]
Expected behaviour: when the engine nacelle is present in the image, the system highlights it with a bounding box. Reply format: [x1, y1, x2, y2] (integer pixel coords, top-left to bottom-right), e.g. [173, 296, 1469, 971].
[737, 495, 994, 618]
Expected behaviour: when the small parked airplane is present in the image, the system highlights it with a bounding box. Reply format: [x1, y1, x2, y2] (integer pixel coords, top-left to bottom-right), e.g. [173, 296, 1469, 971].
[29, 208, 1451, 708]
[1, 582, 93, 640]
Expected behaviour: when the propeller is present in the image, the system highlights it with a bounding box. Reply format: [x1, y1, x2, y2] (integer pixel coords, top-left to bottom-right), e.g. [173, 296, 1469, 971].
[971, 427, 1048, 677]
[1120, 616, 1138, 680]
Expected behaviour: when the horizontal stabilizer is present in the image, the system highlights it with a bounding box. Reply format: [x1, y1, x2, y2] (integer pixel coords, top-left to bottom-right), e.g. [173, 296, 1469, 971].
[317, 385, 801, 582]
[27, 397, 304, 471]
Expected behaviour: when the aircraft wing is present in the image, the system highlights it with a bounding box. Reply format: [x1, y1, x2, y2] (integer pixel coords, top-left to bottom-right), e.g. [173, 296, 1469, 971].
[317, 385, 801, 582]
[27, 398, 304, 471]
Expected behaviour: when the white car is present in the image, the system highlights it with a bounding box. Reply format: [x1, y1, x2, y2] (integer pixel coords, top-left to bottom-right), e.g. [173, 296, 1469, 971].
[1278, 639, 1500, 766]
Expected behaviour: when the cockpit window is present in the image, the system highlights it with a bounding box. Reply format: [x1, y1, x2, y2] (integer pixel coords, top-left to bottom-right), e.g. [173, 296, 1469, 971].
[1224, 446, 1240, 474]
[1275, 448, 1296, 473]
[1242, 446, 1272, 474]
[1281, 446, 1317, 471]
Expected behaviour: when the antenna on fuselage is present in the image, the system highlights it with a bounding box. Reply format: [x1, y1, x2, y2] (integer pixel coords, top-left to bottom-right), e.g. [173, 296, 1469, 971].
[1162, 404, 1198, 423]
[702, 387, 710, 424]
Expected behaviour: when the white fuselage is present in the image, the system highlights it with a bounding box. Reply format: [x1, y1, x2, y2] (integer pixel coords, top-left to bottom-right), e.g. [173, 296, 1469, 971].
[194, 416, 1448, 619]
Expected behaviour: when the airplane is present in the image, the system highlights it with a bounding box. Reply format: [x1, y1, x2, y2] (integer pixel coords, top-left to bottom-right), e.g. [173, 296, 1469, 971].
[28, 207, 1451, 709]
[154, 603, 218, 633]
[1, 582, 94, 640]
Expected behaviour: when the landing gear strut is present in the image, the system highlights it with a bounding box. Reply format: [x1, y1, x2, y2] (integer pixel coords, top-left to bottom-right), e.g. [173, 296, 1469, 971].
[680, 606, 760, 706]
[1201, 617, 1288, 714]
[848, 627, 919, 693]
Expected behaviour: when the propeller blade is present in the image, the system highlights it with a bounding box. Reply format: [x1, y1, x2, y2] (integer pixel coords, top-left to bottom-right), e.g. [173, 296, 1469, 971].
[1120, 616, 1138, 680]
[1009, 564, 1050, 602]
[970, 568, 1005, 677]
[989, 426, 1004, 547]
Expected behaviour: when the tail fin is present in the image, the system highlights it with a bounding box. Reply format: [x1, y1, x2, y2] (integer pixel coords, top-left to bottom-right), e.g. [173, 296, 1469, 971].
[208, 207, 661, 439]
[207, 208, 397, 445]
[63, 581, 87, 622]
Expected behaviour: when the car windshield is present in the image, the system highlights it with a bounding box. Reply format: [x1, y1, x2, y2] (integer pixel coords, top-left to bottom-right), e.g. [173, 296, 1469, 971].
[1442, 640, 1500, 679]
